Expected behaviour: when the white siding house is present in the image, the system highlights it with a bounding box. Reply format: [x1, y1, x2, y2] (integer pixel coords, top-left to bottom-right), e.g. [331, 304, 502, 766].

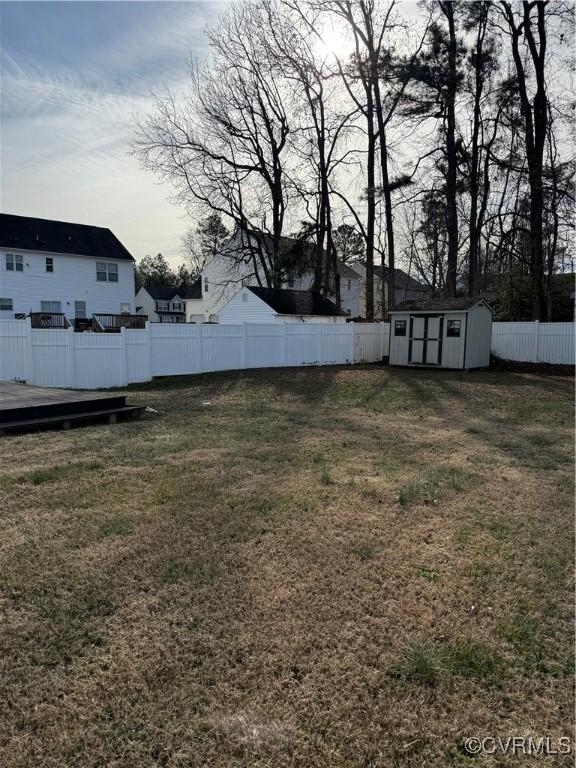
[136, 283, 201, 323]
[0, 213, 135, 322]
[185, 229, 363, 322]
[184, 229, 431, 323]
[218, 286, 348, 323]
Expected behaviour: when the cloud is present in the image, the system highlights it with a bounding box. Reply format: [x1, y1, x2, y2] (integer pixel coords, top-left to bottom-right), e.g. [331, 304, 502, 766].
[1, 1, 229, 264]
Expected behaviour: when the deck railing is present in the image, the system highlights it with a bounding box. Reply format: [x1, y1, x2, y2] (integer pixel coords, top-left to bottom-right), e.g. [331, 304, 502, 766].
[93, 314, 148, 331]
[29, 312, 70, 329]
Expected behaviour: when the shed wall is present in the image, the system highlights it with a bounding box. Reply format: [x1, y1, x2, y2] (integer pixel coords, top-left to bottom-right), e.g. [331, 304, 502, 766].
[464, 304, 492, 368]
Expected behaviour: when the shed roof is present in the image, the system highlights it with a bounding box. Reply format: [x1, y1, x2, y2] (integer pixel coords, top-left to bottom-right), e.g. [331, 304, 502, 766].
[0, 213, 134, 261]
[392, 297, 492, 313]
[247, 286, 347, 316]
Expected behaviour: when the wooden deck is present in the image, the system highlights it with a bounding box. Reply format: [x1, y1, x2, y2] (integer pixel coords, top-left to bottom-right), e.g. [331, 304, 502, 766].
[0, 381, 145, 434]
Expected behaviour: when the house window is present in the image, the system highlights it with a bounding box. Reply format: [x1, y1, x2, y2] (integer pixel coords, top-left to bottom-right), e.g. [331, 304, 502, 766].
[447, 319, 461, 338]
[41, 301, 61, 313]
[172, 301, 182, 311]
[75, 301, 86, 319]
[395, 319, 407, 336]
[96, 262, 118, 282]
[46, 257, 54, 272]
[155, 300, 170, 312]
[347, 279, 351, 291]
[0, 298, 13, 311]
[204, 278, 209, 293]
[6, 254, 23, 272]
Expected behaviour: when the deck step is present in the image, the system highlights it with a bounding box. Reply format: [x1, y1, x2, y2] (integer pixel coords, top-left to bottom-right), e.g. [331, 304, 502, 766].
[0, 406, 145, 435]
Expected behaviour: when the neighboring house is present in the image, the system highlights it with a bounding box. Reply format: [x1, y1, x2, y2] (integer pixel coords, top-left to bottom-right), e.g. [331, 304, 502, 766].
[136, 282, 201, 323]
[185, 229, 362, 322]
[0, 213, 135, 322]
[218, 286, 348, 323]
[350, 263, 430, 318]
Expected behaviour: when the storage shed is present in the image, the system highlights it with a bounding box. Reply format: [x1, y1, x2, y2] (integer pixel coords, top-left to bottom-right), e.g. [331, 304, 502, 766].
[389, 297, 493, 369]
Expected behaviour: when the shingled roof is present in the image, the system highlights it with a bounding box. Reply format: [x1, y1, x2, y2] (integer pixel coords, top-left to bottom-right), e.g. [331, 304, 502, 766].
[143, 281, 202, 301]
[248, 286, 347, 317]
[0, 213, 134, 261]
[393, 297, 492, 312]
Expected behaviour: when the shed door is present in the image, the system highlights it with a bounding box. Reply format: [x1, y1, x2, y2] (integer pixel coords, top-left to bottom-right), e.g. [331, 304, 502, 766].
[409, 315, 443, 365]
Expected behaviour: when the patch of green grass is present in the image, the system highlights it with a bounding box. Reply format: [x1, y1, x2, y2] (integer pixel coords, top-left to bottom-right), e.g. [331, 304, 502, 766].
[17, 461, 103, 485]
[391, 639, 505, 687]
[161, 556, 218, 587]
[463, 560, 493, 593]
[417, 565, 440, 582]
[390, 642, 441, 686]
[479, 517, 513, 541]
[399, 466, 472, 507]
[444, 640, 505, 682]
[319, 463, 334, 485]
[353, 542, 377, 561]
[97, 513, 136, 539]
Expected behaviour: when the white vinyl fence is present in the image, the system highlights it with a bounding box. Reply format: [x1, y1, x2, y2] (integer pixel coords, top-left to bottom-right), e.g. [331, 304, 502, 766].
[0, 319, 572, 390]
[491, 321, 575, 365]
[0, 320, 389, 389]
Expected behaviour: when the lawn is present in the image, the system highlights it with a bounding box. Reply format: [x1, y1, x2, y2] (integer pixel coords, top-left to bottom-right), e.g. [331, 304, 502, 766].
[0, 365, 573, 767]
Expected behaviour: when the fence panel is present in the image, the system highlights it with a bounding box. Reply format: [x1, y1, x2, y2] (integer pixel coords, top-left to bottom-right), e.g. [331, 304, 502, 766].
[73, 332, 127, 389]
[0, 320, 31, 381]
[30, 329, 73, 388]
[244, 324, 284, 369]
[200, 325, 244, 373]
[491, 321, 574, 364]
[149, 324, 202, 376]
[125, 328, 152, 383]
[354, 323, 389, 362]
[319, 323, 354, 365]
[537, 323, 575, 364]
[284, 324, 323, 366]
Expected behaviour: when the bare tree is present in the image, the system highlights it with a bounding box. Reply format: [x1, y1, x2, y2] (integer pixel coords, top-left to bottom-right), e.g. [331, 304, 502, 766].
[134, 2, 290, 288]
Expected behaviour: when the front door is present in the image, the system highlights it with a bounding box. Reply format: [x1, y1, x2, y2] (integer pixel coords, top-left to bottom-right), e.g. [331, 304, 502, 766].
[409, 315, 443, 366]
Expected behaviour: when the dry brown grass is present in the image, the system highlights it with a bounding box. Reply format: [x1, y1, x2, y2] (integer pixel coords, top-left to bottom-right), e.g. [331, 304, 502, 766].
[0, 365, 573, 767]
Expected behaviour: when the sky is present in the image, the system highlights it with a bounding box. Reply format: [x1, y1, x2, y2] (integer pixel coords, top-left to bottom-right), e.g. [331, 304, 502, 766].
[0, 1, 229, 266]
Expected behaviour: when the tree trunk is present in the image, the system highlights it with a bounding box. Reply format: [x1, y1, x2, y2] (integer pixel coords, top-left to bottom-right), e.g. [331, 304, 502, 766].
[440, 1, 459, 297]
[502, 0, 549, 320]
[467, 7, 488, 296]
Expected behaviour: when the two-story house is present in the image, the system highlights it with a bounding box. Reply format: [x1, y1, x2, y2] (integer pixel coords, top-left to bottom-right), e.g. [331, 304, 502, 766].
[0, 213, 136, 323]
[184, 229, 363, 322]
[135, 283, 201, 323]
[351, 263, 431, 319]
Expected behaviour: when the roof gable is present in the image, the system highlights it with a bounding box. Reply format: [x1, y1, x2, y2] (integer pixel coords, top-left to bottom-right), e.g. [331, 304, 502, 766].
[140, 279, 202, 301]
[0, 213, 134, 261]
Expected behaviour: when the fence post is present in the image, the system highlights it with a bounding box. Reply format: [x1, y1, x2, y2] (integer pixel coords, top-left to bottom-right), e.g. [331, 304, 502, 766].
[281, 322, 287, 367]
[240, 323, 246, 370]
[145, 322, 153, 381]
[198, 324, 205, 373]
[350, 323, 355, 365]
[68, 327, 75, 388]
[534, 320, 540, 363]
[319, 323, 324, 366]
[25, 317, 34, 384]
[120, 327, 128, 387]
